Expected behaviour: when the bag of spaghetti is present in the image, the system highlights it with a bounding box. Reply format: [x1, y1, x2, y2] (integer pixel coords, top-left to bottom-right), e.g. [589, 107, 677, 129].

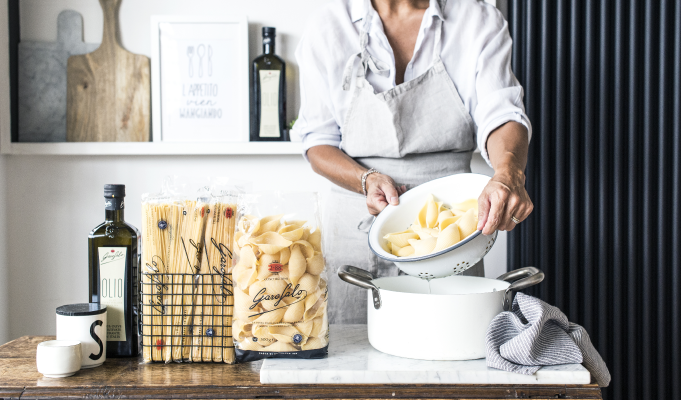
[140, 181, 239, 364]
[232, 192, 328, 361]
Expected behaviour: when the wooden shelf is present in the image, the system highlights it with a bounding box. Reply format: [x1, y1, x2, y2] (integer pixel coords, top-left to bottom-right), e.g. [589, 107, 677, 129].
[0, 141, 303, 156]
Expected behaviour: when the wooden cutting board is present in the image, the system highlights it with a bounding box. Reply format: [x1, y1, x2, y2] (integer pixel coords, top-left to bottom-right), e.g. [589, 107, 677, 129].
[19, 10, 98, 142]
[66, 0, 150, 142]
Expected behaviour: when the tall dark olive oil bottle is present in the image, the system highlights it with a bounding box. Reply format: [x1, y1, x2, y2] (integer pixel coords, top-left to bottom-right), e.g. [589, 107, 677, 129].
[250, 26, 288, 141]
[88, 184, 140, 357]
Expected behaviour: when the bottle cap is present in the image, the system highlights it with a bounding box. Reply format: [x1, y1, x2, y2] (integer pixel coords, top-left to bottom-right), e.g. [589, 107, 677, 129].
[262, 27, 276, 37]
[104, 184, 125, 198]
[56, 303, 107, 316]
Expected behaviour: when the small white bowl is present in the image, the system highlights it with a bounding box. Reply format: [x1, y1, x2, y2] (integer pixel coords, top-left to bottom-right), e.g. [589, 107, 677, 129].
[368, 173, 498, 279]
[36, 340, 82, 378]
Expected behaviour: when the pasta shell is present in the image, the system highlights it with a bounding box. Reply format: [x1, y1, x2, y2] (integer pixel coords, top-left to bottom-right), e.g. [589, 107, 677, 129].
[279, 248, 291, 265]
[295, 320, 314, 337]
[252, 323, 275, 339]
[390, 242, 402, 256]
[253, 307, 286, 324]
[297, 273, 320, 295]
[408, 237, 437, 256]
[233, 320, 252, 341]
[250, 232, 293, 255]
[440, 215, 462, 231]
[306, 252, 325, 275]
[396, 245, 415, 257]
[307, 229, 322, 251]
[414, 228, 438, 240]
[250, 275, 288, 298]
[302, 336, 327, 350]
[415, 200, 428, 228]
[239, 215, 260, 235]
[237, 234, 252, 248]
[292, 240, 315, 258]
[258, 299, 280, 312]
[282, 298, 305, 323]
[281, 227, 304, 242]
[234, 287, 258, 312]
[310, 316, 327, 338]
[300, 227, 310, 241]
[383, 230, 419, 248]
[283, 220, 307, 229]
[433, 223, 461, 252]
[436, 210, 454, 226]
[451, 199, 479, 214]
[256, 214, 284, 234]
[457, 208, 478, 239]
[232, 263, 257, 291]
[288, 245, 307, 285]
[305, 300, 327, 321]
[236, 245, 258, 269]
[239, 338, 265, 351]
[269, 325, 307, 345]
[425, 195, 439, 228]
[263, 341, 298, 352]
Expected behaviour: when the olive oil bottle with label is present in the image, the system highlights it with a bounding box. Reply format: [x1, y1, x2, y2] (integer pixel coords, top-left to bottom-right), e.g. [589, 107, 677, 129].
[88, 184, 140, 357]
[251, 26, 288, 141]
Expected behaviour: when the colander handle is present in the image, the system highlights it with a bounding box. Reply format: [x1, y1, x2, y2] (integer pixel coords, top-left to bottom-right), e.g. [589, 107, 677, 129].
[497, 267, 545, 311]
[338, 265, 382, 310]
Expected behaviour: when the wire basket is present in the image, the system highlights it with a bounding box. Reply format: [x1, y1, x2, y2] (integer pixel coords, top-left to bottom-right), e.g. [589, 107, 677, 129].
[140, 271, 235, 363]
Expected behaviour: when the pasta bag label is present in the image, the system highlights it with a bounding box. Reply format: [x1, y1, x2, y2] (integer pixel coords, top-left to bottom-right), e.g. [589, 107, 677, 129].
[250, 280, 305, 315]
[268, 262, 284, 273]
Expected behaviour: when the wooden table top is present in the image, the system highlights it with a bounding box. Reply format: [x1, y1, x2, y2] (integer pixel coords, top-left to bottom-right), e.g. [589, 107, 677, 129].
[0, 336, 602, 399]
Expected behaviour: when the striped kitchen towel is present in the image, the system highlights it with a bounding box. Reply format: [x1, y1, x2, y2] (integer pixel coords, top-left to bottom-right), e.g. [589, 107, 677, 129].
[486, 292, 611, 387]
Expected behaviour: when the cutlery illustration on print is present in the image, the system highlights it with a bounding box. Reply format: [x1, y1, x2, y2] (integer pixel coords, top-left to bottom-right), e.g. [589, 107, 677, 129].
[187, 46, 194, 77]
[207, 45, 213, 77]
[197, 44, 206, 78]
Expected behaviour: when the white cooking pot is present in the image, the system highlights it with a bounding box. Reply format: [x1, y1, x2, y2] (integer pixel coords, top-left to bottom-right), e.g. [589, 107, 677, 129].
[338, 265, 544, 361]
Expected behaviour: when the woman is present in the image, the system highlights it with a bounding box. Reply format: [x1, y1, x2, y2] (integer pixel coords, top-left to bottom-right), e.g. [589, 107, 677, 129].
[292, 0, 533, 323]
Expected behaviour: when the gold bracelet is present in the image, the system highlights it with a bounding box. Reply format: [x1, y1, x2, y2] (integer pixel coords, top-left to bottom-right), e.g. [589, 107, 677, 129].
[361, 168, 379, 197]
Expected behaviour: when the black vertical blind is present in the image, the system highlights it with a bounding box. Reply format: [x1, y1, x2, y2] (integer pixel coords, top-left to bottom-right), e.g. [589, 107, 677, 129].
[507, 1, 681, 399]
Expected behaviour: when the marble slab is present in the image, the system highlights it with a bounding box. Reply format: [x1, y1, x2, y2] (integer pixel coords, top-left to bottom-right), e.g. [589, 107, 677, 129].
[18, 10, 99, 142]
[260, 325, 591, 384]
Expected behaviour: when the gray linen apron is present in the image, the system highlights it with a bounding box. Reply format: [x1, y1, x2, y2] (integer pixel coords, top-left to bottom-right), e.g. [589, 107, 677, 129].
[325, 0, 484, 324]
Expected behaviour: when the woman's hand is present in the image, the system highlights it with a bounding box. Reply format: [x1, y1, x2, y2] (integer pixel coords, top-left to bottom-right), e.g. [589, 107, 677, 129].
[365, 173, 407, 216]
[477, 167, 533, 235]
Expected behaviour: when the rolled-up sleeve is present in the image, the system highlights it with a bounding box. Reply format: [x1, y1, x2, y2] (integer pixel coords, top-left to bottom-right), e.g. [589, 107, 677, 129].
[290, 33, 342, 161]
[473, 9, 532, 167]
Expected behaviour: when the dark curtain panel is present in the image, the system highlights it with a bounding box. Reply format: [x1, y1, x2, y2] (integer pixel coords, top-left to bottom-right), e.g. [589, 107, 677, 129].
[507, 1, 680, 399]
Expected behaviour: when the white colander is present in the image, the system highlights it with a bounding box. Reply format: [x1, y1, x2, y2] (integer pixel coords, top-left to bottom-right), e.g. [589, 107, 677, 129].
[368, 173, 498, 279]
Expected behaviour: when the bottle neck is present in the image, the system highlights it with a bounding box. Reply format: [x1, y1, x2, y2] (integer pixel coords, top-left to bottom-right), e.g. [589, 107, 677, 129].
[263, 37, 275, 55]
[104, 197, 125, 222]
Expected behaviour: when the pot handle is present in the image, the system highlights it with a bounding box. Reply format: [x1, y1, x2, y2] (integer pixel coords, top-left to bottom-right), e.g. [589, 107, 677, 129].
[338, 265, 382, 310]
[497, 266, 545, 311]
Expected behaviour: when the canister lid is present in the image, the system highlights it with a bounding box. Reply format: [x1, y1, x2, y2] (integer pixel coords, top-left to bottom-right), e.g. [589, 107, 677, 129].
[56, 303, 107, 316]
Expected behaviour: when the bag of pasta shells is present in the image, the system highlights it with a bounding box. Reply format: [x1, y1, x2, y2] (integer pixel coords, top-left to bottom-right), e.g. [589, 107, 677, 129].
[232, 192, 328, 361]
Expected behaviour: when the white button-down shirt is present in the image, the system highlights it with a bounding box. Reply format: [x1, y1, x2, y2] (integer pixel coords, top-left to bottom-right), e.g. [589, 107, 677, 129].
[291, 0, 531, 166]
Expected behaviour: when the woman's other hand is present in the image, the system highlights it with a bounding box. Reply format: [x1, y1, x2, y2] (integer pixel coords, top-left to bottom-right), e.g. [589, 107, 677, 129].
[477, 168, 533, 234]
[478, 121, 533, 235]
[365, 173, 407, 216]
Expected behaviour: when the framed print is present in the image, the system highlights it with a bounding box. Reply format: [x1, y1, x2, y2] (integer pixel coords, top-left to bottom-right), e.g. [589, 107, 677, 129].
[151, 15, 249, 142]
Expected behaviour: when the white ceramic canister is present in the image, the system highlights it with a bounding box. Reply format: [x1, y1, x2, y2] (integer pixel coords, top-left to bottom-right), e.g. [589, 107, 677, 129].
[56, 303, 107, 368]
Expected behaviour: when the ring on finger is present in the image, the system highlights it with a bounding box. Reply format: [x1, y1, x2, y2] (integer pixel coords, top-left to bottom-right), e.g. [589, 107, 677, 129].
[511, 216, 521, 224]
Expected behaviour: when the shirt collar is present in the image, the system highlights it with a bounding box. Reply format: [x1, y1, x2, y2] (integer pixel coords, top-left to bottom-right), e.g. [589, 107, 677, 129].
[350, 0, 446, 23]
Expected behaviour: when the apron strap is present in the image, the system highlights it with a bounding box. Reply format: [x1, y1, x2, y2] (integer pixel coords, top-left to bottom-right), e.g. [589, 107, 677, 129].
[342, 8, 390, 91]
[432, 18, 443, 63]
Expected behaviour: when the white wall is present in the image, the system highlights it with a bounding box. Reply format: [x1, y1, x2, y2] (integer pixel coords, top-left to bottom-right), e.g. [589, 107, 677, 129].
[2, 0, 508, 340]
